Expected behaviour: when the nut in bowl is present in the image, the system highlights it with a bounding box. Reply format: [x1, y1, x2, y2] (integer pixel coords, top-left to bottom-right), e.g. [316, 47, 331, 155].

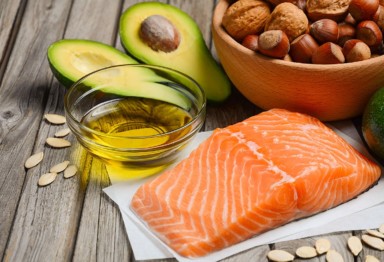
[64, 64, 206, 179]
[212, 0, 384, 121]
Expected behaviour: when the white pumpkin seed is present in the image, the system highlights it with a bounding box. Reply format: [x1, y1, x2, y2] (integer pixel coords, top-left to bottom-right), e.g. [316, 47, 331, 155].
[366, 229, 384, 239]
[347, 236, 362, 256]
[46, 137, 71, 148]
[362, 234, 384, 250]
[64, 165, 77, 178]
[44, 113, 66, 125]
[267, 250, 294, 262]
[296, 246, 317, 258]
[366, 255, 380, 262]
[38, 173, 57, 187]
[326, 250, 344, 262]
[50, 160, 70, 173]
[54, 127, 70, 138]
[379, 224, 384, 234]
[316, 238, 331, 254]
[25, 152, 44, 169]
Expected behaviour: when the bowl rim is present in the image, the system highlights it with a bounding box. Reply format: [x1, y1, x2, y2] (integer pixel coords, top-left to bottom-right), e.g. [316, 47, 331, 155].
[213, 0, 384, 69]
[64, 64, 207, 151]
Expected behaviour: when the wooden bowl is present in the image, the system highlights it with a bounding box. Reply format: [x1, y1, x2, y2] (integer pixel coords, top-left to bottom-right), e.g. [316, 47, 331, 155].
[212, 0, 384, 121]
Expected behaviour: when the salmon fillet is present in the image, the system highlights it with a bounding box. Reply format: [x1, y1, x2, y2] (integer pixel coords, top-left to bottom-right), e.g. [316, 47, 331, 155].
[131, 108, 381, 258]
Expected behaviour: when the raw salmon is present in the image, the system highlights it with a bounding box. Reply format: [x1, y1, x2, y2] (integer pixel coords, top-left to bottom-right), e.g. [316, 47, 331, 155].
[131, 108, 381, 258]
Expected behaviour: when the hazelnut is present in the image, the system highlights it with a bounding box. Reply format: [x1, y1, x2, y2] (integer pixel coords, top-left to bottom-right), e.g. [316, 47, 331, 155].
[258, 30, 290, 58]
[349, 0, 380, 22]
[342, 39, 371, 62]
[241, 34, 259, 51]
[373, 5, 384, 31]
[344, 13, 357, 25]
[264, 2, 308, 42]
[337, 23, 356, 46]
[306, 0, 351, 22]
[356, 20, 383, 48]
[139, 15, 180, 52]
[310, 19, 339, 44]
[222, 0, 271, 41]
[289, 34, 319, 63]
[312, 42, 345, 64]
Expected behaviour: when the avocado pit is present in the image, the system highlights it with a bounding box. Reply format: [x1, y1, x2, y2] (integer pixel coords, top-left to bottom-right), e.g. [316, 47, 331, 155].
[139, 15, 181, 52]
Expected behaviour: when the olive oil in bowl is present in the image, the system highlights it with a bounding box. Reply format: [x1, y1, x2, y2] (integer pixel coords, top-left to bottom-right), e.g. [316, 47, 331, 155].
[64, 64, 206, 179]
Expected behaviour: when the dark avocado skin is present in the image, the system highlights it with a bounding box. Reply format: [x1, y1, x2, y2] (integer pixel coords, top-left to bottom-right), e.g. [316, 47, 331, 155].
[119, 2, 231, 104]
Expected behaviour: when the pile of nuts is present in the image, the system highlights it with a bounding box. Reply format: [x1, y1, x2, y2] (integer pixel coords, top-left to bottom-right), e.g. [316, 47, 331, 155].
[222, 0, 384, 64]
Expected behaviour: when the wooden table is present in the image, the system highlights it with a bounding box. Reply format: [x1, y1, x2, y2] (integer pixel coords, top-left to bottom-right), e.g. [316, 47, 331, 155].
[1, 0, 383, 261]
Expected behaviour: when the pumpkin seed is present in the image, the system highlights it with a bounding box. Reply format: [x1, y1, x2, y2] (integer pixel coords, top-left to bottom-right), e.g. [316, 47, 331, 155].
[25, 152, 44, 169]
[54, 128, 70, 138]
[296, 246, 317, 258]
[64, 165, 77, 178]
[50, 160, 70, 173]
[315, 238, 331, 254]
[326, 250, 344, 262]
[267, 250, 294, 262]
[379, 224, 384, 234]
[46, 137, 71, 148]
[38, 173, 57, 187]
[362, 234, 384, 250]
[44, 114, 66, 125]
[367, 229, 384, 239]
[366, 255, 380, 262]
[347, 236, 362, 256]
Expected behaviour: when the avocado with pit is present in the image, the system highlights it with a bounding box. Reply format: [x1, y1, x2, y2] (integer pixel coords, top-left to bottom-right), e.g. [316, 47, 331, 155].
[47, 39, 191, 109]
[119, 2, 231, 104]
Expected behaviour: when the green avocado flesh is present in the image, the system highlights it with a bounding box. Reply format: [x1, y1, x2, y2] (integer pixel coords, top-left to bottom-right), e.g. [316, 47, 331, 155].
[47, 39, 138, 87]
[47, 39, 191, 109]
[119, 2, 231, 103]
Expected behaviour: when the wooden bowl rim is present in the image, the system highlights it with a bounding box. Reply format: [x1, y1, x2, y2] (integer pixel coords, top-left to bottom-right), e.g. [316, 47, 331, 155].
[213, 0, 384, 70]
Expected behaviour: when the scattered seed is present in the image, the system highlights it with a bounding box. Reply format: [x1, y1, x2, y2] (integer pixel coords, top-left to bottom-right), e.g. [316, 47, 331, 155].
[267, 250, 294, 262]
[25, 152, 44, 169]
[296, 246, 317, 258]
[54, 127, 70, 138]
[50, 160, 70, 173]
[46, 137, 71, 148]
[316, 238, 331, 254]
[64, 165, 77, 178]
[379, 224, 384, 234]
[44, 113, 66, 125]
[348, 236, 362, 256]
[38, 173, 57, 187]
[362, 234, 384, 250]
[326, 250, 344, 262]
[366, 229, 384, 239]
[366, 255, 380, 262]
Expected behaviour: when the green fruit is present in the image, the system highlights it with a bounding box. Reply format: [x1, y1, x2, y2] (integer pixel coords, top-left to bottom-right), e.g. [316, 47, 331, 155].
[119, 2, 231, 104]
[362, 87, 384, 161]
[47, 39, 192, 109]
[47, 39, 138, 87]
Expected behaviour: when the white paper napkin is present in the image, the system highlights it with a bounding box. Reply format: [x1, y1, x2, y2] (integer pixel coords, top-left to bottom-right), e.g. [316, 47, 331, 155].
[103, 121, 384, 261]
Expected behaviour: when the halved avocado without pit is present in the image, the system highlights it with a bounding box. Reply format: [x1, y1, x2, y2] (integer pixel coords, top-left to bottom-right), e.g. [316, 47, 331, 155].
[47, 39, 191, 109]
[119, 2, 231, 104]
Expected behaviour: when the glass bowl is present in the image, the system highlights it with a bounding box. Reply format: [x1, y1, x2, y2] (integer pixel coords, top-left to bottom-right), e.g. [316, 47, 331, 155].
[64, 64, 206, 178]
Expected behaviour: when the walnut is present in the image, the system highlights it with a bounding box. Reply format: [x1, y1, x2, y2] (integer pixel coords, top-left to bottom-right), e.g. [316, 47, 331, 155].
[222, 0, 271, 41]
[264, 2, 308, 42]
[306, 0, 352, 22]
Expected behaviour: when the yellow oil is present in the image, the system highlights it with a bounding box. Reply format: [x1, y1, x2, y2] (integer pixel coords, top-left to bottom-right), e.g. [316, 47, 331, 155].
[80, 97, 193, 179]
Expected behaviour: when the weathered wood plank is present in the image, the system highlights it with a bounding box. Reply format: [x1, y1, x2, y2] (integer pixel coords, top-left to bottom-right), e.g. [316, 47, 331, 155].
[0, 0, 73, 259]
[0, 0, 24, 82]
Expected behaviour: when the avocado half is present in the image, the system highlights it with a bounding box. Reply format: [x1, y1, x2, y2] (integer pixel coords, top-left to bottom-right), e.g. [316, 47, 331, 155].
[119, 2, 231, 104]
[47, 39, 191, 109]
[47, 39, 138, 87]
